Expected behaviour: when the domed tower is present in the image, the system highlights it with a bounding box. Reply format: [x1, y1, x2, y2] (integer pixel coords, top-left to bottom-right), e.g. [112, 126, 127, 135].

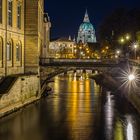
[77, 10, 96, 44]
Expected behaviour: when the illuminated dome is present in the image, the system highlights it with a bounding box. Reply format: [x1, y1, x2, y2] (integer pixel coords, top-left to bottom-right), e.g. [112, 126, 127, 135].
[79, 22, 94, 31]
[77, 10, 96, 44]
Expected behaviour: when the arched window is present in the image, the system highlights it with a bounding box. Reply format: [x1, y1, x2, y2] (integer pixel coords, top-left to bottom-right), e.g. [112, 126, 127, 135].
[0, 0, 2, 23]
[16, 42, 21, 61]
[7, 42, 12, 61]
[8, 0, 13, 26]
[0, 37, 3, 60]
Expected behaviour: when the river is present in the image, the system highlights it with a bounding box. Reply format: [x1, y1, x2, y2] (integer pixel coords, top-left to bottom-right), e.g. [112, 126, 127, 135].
[0, 72, 140, 140]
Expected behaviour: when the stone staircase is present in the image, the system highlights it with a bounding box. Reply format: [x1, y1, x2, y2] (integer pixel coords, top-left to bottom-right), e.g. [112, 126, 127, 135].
[0, 76, 18, 94]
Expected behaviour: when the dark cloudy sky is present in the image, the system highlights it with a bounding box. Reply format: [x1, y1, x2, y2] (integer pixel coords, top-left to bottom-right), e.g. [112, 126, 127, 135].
[44, 0, 140, 39]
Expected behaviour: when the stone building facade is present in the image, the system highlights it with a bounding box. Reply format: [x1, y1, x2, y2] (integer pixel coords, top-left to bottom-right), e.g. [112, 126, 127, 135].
[0, 0, 51, 76]
[0, 0, 51, 117]
[41, 13, 51, 58]
[0, 0, 25, 76]
[49, 37, 76, 58]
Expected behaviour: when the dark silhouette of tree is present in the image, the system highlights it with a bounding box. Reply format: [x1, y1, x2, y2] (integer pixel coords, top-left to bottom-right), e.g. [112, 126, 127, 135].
[98, 8, 140, 48]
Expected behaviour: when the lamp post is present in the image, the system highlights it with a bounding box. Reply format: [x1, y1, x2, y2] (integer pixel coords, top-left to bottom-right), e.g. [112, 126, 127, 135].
[118, 34, 131, 58]
[133, 43, 138, 60]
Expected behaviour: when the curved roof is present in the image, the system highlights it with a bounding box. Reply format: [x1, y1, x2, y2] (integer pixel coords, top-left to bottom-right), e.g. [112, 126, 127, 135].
[79, 10, 95, 31]
[79, 22, 94, 31]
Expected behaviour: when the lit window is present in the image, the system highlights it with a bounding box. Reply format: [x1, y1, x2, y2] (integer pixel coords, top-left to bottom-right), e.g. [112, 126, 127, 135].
[16, 44, 21, 61]
[8, 0, 13, 26]
[7, 43, 12, 61]
[0, 0, 2, 23]
[17, 4, 21, 29]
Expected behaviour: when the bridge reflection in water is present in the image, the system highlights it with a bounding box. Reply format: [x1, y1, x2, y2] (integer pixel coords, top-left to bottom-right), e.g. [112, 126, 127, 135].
[0, 73, 140, 140]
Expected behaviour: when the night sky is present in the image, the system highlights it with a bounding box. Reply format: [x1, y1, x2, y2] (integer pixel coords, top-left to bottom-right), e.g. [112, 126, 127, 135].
[44, 0, 140, 39]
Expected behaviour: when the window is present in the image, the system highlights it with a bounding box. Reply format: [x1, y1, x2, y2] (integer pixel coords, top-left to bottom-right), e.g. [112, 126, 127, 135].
[0, 37, 3, 60]
[7, 43, 12, 61]
[0, 0, 2, 23]
[8, 0, 13, 26]
[17, 4, 21, 29]
[16, 44, 21, 61]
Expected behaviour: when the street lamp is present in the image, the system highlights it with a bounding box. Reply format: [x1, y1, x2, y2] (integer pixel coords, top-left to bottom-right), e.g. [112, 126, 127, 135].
[133, 43, 138, 60]
[116, 50, 120, 55]
[128, 74, 135, 81]
[120, 38, 125, 44]
[118, 34, 131, 57]
[115, 49, 121, 58]
[126, 34, 130, 40]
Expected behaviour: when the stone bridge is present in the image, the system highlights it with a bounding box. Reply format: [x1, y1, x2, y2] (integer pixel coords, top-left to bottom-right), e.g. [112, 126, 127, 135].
[40, 58, 140, 94]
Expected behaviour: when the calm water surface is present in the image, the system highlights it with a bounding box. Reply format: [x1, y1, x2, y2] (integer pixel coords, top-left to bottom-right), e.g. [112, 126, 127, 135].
[0, 73, 140, 140]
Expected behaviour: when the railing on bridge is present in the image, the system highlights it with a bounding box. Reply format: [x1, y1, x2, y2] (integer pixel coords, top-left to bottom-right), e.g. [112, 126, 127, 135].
[40, 58, 119, 65]
[40, 57, 140, 68]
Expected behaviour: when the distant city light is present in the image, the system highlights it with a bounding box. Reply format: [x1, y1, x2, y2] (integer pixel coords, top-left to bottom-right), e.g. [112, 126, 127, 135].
[126, 34, 130, 40]
[116, 50, 120, 54]
[120, 38, 125, 43]
[133, 43, 138, 49]
[115, 55, 118, 58]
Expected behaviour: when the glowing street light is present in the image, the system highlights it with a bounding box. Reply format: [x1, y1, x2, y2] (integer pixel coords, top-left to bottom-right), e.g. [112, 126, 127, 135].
[115, 55, 118, 58]
[120, 38, 125, 44]
[126, 34, 131, 40]
[128, 74, 135, 81]
[116, 50, 120, 55]
[133, 42, 138, 59]
[115, 50, 120, 58]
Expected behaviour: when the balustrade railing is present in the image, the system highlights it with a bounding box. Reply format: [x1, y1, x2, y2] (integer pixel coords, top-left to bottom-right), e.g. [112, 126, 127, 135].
[40, 58, 120, 65]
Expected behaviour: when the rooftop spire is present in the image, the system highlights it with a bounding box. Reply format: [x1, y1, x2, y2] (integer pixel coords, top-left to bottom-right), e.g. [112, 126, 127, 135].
[83, 9, 90, 22]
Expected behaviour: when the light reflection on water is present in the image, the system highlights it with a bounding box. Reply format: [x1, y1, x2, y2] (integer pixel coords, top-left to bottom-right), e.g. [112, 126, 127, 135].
[104, 91, 115, 140]
[125, 115, 137, 140]
[114, 119, 124, 140]
[104, 90, 139, 140]
[52, 73, 102, 140]
[0, 72, 140, 140]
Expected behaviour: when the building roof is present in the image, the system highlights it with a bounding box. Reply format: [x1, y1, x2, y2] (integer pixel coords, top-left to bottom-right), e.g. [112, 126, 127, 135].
[83, 9, 90, 22]
[77, 10, 96, 43]
[51, 37, 75, 43]
[79, 10, 94, 31]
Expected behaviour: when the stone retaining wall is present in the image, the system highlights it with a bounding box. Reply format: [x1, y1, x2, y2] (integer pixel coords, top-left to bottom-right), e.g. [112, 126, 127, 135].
[0, 75, 41, 118]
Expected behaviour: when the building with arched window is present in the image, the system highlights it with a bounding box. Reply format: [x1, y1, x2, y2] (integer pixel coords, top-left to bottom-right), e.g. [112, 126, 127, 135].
[0, 0, 24, 76]
[0, 0, 52, 117]
[16, 42, 21, 62]
[0, 0, 51, 76]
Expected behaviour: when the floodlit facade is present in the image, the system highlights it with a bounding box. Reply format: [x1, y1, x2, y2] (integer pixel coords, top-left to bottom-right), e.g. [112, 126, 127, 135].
[49, 37, 76, 58]
[0, 0, 51, 76]
[41, 13, 51, 58]
[77, 10, 96, 44]
[0, 0, 24, 76]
